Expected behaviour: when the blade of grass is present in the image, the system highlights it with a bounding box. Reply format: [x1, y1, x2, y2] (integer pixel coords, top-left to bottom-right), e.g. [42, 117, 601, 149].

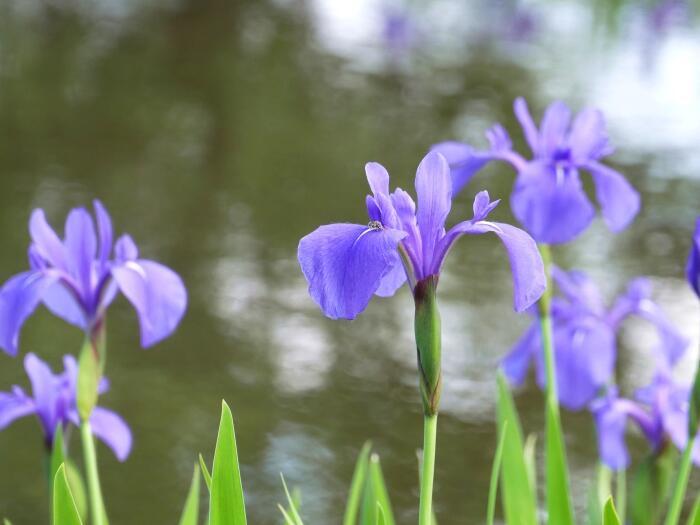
[178, 464, 201, 525]
[602, 497, 621, 525]
[280, 475, 304, 525]
[487, 421, 508, 525]
[343, 441, 372, 525]
[199, 454, 212, 492]
[369, 454, 396, 525]
[210, 401, 247, 525]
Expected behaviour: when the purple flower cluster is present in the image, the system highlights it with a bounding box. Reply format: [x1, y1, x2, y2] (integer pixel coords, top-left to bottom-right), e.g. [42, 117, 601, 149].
[298, 152, 546, 319]
[0, 353, 131, 461]
[433, 97, 640, 244]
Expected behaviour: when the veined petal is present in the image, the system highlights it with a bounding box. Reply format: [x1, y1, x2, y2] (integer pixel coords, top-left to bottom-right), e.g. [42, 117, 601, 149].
[375, 261, 407, 297]
[29, 210, 67, 270]
[430, 141, 494, 195]
[111, 260, 187, 348]
[439, 219, 545, 312]
[511, 161, 595, 244]
[0, 271, 57, 356]
[513, 97, 540, 155]
[539, 101, 571, 158]
[298, 223, 407, 319]
[502, 322, 539, 385]
[569, 108, 611, 162]
[64, 208, 97, 298]
[0, 387, 35, 429]
[365, 162, 390, 196]
[686, 217, 700, 297]
[24, 353, 59, 437]
[415, 152, 452, 274]
[94, 200, 113, 269]
[90, 407, 132, 462]
[587, 161, 640, 233]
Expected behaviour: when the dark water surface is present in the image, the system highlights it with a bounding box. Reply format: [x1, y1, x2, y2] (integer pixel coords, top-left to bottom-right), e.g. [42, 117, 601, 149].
[0, 1, 699, 523]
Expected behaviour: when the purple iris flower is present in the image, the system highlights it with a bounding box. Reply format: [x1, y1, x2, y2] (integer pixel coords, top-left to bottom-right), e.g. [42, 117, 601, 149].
[503, 268, 687, 410]
[432, 97, 640, 244]
[298, 151, 546, 320]
[0, 200, 187, 356]
[591, 348, 698, 470]
[0, 352, 131, 461]
[686, 216, 700, 297]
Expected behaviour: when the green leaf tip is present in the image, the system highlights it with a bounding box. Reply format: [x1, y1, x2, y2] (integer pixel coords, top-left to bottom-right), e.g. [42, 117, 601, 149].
[178, 464, 201, 525]
[603, 497, 622, 525]
[53, 464, 83, 525]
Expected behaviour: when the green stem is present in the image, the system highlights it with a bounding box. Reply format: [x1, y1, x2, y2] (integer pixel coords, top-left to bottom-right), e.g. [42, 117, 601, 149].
[664, 442, 694, 525]
[616, 468, 626, 525]
[419, 414, 438, 525]
[537, 244, 558, 410]
[81, 421, 107, 525]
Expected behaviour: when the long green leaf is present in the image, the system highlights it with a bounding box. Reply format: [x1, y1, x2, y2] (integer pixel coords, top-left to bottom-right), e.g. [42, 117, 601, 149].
[343, 442, 372, 525]
[53, 464, 82, 525]
[630, 448, 675, 525]
[368, 454, 395, 525]
[687, 493, 700, 525]
[377, 503, 386, 525]
[586, 464, 611, 525]
[179, 464, 201, 525]
[199, 453, 212, 492]
[546, 400, 574, 525]
[602, 497, 621, 525]
[487, 421, 508, 525]
[496, 374, 538, 525]
[210, 401, 247, 525]
[280, 475, 304, 525]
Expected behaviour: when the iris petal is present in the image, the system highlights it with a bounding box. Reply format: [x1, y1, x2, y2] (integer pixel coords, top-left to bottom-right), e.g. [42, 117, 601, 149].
[298, 223, 406, 319]
[64, 208, 98, 299]
[29, 210, 67, 271]
[430, 141, 494, 195]
[111, 260, 188, 347]
[24, 353, 59, 436]
[686, 217, 700, 297]
[0, 388, 35, 430]
[587, 161, 640, 233]
[569, 108, 611, 162]
[502, 322, 539, 385]
[90, 407, 132, 462]
[539, 101, 571, 158]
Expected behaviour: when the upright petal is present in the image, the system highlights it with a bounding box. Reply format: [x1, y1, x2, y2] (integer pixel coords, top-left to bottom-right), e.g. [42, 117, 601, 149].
[686, 217, 700, 297]
[415, 152, 452, 275]
[587, 161, 640, 233]
[438, 217, 545, 312]
[64, 208, 98, 299]
[569, 108, 611, 163]
[93, 200, 113, 269]
[115, 234, 139, 262]
[0, 387, 36, 429]
[502, 322, 539, 385]
[89, 407, 132, 462]
[29, 210, 67, 270]
[513, 97, 540, 155]
[298, 223, 406, 319]
[0, 271, 57, 356]
[430, 142, 494, 195]
[111, 260, 187, 348]
[365, 162, 390, 197]
[24, 353, 59, 437]
[511, 162, 595, 244]
[539, 101, 571, 158]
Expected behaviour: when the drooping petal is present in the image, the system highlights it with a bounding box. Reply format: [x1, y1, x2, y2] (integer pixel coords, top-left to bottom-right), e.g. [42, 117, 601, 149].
[415, 152, 452, 275]
[430, 141, 495, 195]
[89, 407, 132, 462]
[439, 218, 545, 312]
[42, 281, 88, 329]
[0, 271, 57, 356]
[513, 97, 540, 155]
[29, 210, 67, 270]
[64, 208, 97, 298]
[551, 267, 606, 316]
[538, 101, 571, 158]
[686, 217, 700, 297]
[591, 395, 631, 470]
[24, 353, 59, 436]
[502, 322, 539, 385]
[111, 260, 188, 348]
[298, 223, 407, 319]
[587, 161, 640, 233]
[0, 387, 35, 429]
[511, 161, 595, 244]
[374, 261, 407, 297]
[555, 319, 616, 410]
[93, 200, 113, 269]
[569, 108, 611, 163]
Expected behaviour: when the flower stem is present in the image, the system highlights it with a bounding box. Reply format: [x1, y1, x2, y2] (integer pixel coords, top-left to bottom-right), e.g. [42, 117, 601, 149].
[537, 244, 558, 410]
[81, 420, 108, 525]
[616, 468, 626, 525]
[419, 414, 438, 525]
[664, 442, 694, 525]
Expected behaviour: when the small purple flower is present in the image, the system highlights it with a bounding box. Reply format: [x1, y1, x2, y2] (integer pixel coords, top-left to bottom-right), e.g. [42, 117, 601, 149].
[298, 152, 546, 319]
[0, 200, 187, 356]
[503, 268, 687, 410]
[432, 97, 640, 244]
[0, 353, 131, 460]
[686, 216, 700, 297]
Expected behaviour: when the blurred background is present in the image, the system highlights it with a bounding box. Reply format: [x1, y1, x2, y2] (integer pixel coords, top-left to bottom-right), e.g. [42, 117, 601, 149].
[0, 0, 699, 523]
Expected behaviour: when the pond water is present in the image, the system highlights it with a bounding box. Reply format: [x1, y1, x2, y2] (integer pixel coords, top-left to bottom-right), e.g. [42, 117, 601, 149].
[0, 0, 699, 523]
